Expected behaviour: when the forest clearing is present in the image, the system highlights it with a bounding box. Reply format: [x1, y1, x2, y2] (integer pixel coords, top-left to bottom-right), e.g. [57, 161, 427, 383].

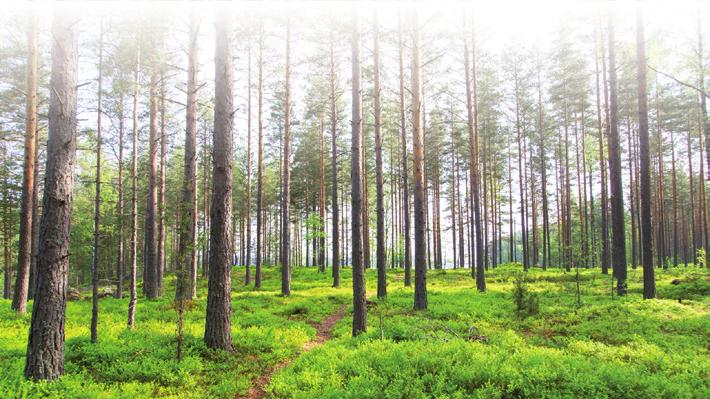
[1, 1, 710, 398]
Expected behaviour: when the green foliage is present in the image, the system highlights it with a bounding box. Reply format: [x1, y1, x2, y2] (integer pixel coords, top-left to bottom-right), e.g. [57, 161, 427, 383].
[697, 248, 706, 269]
[512, 273, 540, 319]
[1, 265, 708, 398]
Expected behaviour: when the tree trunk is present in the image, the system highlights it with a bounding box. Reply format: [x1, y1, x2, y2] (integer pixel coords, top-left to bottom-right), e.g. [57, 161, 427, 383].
[636, 7, 656, 298]
[115, 92, 125, 299]
[144, 44, 160, 299]
[280, 20, 292, 296]
[464, 17, 486, 291]
[607, 11, 627, 296]
[597, 26, 610, 275]
[398, 13, 412, 286]
[176, 13, 199, 300]
[204, 10, 233, 351]
[351, 12, 367, 335]
[12, 11, 38, 313]
[412, 10, 428, 308]
[90, 22, 104, 343]
[373, 11, 386, 298]
[329, 30, 340, 287]
[245, 46, 252, 284]
[127, 49, 140, 328]
[256, 24, 265, 288]
[25, 10, 78, 380]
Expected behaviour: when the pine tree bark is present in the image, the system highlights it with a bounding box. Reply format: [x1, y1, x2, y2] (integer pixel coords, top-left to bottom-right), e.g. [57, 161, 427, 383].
[144, 43, 160, 299]
[12, 11, 38, 313]
[245, 47, 253, 284]
[24, 10, 78, 380]
[373, 11, 386, 298]
[280, 20, 292, 296]
[636, 7, 656, 298]
[607, 11, 627, 296]
[464, 17, 486, 291]
[412, 10, 429, 308]
[90, 23, 104, 343]
[127, 49, 140, 328]
[115, 93, 125, 299]
[176, 13, 199, 300]
[204, 10, 233, 350]
[351, 11, 367, 334]
[256, 24, 265, 288]
[398, 13, 412, 287]
[329, 30, 340, 287]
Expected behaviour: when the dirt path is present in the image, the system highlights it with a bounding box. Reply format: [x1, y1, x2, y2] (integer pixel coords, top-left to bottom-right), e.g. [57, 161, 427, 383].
[238, 304, 347, 399]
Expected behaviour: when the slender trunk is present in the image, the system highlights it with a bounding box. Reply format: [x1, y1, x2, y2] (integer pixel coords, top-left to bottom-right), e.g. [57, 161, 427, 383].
[329, 30, 340, 287]
[158, 59, 167, 296]
[256, 25, 264, 288]
[464, 16, 486, 290]
[90, 23, 104, 343]
[399, 14, 412, 286]
[351, 12, 367, 334]
[245, 47, 252, 283]
[12, 11, 38, 313]
[412, 10, 429, 308]
[176, 13, 199, 300]
[144, 44, 160, 299]
[607, 11, 627, 296]
[636, 8, 656, 297]
[373, 11, 386, 297]
[127, 49, 140, 328]
[115, 93, 125, 299]
[280, 21, 292, 296]
[597, 25, 610, 275]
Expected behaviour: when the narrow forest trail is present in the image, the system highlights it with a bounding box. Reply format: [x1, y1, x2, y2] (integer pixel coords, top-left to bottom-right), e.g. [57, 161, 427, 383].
[238, 304, 347, 399]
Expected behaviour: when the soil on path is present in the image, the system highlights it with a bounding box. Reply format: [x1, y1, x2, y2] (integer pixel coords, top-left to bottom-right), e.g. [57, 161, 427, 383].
[238, 304, 347, 399]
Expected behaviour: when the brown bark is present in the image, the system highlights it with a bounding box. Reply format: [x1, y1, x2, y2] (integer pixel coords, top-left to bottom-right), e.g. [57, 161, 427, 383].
[12, 11, 38, 313]
[398, 13, 412, 286]
[127, 48, 140, 328]
[144, 40, 160, 299]
[412, 10, 428, 308]
[204, 10, 234, 350]
[329, 29, 340, 287]
[24, 10, 78, 380]
[90, 22, 104, 343]
[256, 24, 265, 288]
[607, 11, 627, 296]
[636, 7, 656, 298]
[351, 12, 367, 334]
[176, 13, 199, 300]
[464, 17, 486, 290]
[280, 20, 292, 296]
[374, 11, 386, 297]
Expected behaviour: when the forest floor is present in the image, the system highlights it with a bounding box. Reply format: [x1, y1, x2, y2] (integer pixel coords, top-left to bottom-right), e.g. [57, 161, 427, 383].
[0, 263, 708, 398]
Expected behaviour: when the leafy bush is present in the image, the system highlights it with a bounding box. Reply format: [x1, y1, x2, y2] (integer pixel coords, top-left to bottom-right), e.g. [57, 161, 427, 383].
[513, 273, 540, 319]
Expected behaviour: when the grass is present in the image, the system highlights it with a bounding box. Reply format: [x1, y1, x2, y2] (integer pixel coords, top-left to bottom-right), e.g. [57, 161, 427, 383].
[0, 263, 708, 398]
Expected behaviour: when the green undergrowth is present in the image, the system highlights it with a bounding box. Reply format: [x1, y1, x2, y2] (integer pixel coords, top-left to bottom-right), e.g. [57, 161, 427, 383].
[1, 263, 708, 398]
